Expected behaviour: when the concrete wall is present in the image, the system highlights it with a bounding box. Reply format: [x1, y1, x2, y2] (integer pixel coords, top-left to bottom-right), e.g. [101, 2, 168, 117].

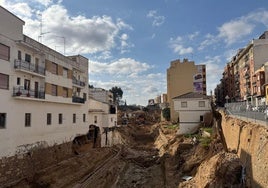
[221, 114, 268, 187]
[0, 6, 24, 40]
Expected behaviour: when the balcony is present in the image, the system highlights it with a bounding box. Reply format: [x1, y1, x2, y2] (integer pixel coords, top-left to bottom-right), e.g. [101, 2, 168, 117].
[13, 86, 45, 99]
[72, 96, 85, 104]
[14, 59, 45, 77]
[72, 77, 85, 88]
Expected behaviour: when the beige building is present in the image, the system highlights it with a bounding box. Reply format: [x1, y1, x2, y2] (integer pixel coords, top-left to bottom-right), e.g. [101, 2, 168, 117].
[0, 6, 89, 157]
[167, 58, 206, 122]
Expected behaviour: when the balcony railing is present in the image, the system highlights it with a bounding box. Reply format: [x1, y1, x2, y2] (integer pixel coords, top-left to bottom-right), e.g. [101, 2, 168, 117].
[72, 96, 85, 104]
[72, 77, 85, 87]
[13, 86, 45, 99]
[14, 59, 45, 76]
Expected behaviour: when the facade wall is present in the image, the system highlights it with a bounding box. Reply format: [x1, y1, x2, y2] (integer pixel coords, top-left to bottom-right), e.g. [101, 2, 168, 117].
[167, 59, 206, 122]
[0, 7, 89, 158]
[173, 98, 211, 134]
[0, 6, 24, 40]
[88, 98, 117, 147]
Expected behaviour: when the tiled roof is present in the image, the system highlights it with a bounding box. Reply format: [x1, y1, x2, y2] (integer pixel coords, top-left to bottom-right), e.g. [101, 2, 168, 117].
[173, 92, 210, 99]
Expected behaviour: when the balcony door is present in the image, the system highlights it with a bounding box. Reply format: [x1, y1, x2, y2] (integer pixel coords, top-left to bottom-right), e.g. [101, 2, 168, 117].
[35, 82, 38, 98]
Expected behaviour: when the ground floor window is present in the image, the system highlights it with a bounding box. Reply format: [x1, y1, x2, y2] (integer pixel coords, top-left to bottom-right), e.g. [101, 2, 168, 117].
[59, 113, 63, 124]
[25, 113, 31, 127]
[47, 113, 52, 125]
[83, 113, 86, 122]
[0, 113, 6, 128]
[73, 114, 76, 123]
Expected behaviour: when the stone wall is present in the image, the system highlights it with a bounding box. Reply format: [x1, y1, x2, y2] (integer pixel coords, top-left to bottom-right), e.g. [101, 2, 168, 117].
[221, 114, 268, 187]
[0, 142, 73, 186]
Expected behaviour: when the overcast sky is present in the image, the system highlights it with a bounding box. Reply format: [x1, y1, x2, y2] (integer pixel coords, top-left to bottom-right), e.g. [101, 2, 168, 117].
[1, 0, 268, 105]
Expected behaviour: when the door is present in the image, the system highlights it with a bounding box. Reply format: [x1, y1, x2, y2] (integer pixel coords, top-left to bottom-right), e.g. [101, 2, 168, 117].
[35, 82, 38, 98]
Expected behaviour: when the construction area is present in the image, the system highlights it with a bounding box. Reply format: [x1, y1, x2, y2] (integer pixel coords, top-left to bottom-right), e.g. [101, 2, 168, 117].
[2, 108, 268, 188]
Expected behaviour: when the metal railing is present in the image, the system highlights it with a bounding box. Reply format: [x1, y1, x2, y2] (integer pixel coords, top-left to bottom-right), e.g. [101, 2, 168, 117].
[14, 59, 45, 76]
[72, 96, 85, 103]
[13, 86, 45, 99]
[72, 77, 85, 87]
[224, 102, 268, 126]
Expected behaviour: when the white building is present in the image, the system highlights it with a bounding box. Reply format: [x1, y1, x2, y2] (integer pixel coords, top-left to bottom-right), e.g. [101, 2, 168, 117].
[173, 92, 211, 134]
[88, 89, 118, 147]
[88, 87, 113, 104]
[0, 6, 89, 157]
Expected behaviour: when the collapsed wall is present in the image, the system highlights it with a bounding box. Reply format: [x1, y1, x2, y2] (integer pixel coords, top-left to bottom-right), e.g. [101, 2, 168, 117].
[221, 113, 268, 187]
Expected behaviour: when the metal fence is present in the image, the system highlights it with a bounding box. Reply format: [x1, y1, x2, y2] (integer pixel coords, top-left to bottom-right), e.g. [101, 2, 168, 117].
[224, 102, 268, 126]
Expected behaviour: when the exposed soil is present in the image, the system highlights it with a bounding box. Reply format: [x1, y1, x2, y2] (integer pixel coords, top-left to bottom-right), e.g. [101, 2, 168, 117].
[8, 119, 244, 188]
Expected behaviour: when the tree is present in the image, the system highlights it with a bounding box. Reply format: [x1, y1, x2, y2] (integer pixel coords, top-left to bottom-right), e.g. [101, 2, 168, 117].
[109, 86, 123, 104]
[162, 108, 170, 121]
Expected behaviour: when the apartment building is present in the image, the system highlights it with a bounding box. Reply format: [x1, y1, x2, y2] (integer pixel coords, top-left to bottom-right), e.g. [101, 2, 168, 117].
[216, 31, 268, 106]
[0, 6, 89, 157]
[167, 58, 206, 122]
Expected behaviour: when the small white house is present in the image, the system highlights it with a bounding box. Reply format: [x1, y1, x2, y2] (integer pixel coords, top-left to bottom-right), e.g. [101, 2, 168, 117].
[173, 92, 211, 135]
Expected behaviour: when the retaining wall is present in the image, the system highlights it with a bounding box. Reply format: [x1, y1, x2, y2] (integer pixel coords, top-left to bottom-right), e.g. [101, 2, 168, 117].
[221, 113, 268, 187]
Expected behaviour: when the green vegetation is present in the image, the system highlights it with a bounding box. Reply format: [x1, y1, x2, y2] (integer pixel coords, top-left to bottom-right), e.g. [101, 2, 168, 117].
[162, 107, 170, 121]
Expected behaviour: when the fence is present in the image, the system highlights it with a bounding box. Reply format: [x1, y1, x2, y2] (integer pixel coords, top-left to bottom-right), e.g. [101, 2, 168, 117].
[224, 102, 268, 126]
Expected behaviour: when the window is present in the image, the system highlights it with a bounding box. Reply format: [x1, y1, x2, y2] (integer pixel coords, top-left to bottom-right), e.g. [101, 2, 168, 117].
[17, 77, 21, 85]
[63, 67, 68, 78]
[25, 113, 31, 127]
[73, 114, 76, 123]
[83, 93, 87, 101]
[18, 50, 21, 60]
[63, 87, 68, 97]
[59, 113, 63, 124]
[83, 114, 86, 122]
[199, 101, 205, 107]
[94, 116, 97, 124]
[200, 115, 204, 122]
[0, 43, 10, 61]
[181, 101, 187, 108]
[51, 63, 58, 74]
[47, 113, 52, 125]
[25, 54, 31, 63]
[0, 113, 6, 129]
[52, 85, 57, 96]
[0, 73, 9, 89]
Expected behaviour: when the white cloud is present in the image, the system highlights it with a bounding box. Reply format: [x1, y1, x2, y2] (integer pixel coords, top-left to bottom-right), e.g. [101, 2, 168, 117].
[218, 19, 254, 45]
[1, 1, 132, 56]
[169, 36, 193, 55]
[147, 10, 165, 27]
[188, 31, 199, 40]
[89, 58, 152, 75]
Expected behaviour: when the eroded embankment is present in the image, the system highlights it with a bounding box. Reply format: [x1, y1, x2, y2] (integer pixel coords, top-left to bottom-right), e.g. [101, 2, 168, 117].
[221, 112, 268, 187]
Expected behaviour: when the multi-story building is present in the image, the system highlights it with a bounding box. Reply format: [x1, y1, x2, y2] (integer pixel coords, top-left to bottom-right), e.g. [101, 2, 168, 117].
[88, 88, 118, 147]
[167, 58, 206, 122]
[216, 31, 268, 106]
[0, 6, 89, 157]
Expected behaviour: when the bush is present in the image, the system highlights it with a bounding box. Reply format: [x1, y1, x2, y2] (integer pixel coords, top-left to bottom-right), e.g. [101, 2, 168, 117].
[162, 108, 170, 121]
